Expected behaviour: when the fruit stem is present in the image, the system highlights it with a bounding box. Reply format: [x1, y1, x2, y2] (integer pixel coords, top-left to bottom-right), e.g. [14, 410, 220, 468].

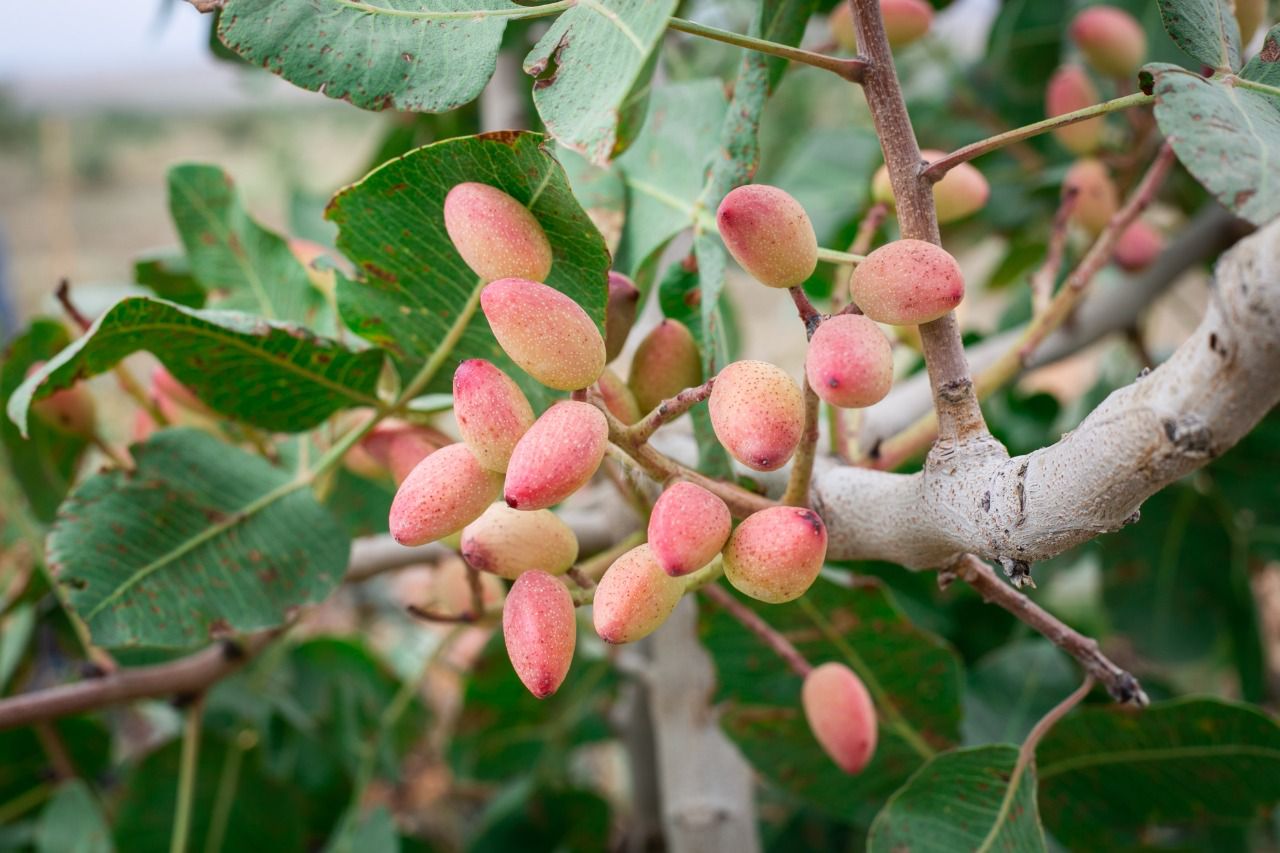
[815, 246, 865, 265]
[702, 583, 812, 677]
[626, 379, 716, 445]
[781, 375, 821, 508]
[667, 17, 869, 82]
[922, 91, 1155, 182]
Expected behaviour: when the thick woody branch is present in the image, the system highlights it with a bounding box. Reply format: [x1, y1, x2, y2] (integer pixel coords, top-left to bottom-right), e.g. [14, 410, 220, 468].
[815, 215, 1280, 571]
[951, 556, 1146, 705]
[848, 0, 987, 444]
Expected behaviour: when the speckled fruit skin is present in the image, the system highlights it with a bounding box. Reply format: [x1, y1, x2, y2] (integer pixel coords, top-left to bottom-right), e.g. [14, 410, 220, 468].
[389, 443, 503, 546]
[605, 272, 640, 362]
[503, 571, 576, 699]
[444, 182, 553, 283]
[628, 320, 703, 414]
[461, 503, 579, 580]
[648, 482, 732, 577]
[480, 278, 606, 391]
[26, 364, 96, 439]
[504, 401, 609, 510]
[871, 151, 990, 223]
[850, 239, 965, 326]
[1114, 220, 1164, 272]
[593, 544, 685, 644]
[1046, 65, 1103, 155]
[803, 662, 878, 774]
[805, 314, 894, 409]
[716, 185, 818, 288]
[1070, 6, 1146, 78]
[829, 0, 932, 51]
[597, 367, 642, 425]
[1063, 158, 1118, 236]
[708, 360, 805, 472]
[722, 506, 828, 603]
[453, 359, 535, 473]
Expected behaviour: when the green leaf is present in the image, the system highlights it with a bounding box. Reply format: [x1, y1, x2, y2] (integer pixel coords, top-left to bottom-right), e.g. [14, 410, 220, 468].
[134, 248, 206, 308]
[963, 640, 1077, 745]
[1150, 63, 1280, 226]
[35, 780, 114, 853]
[7, 297, 383, 436]
[324, 468, 396, 538]
[615, 80, 729, 286]
[325, 806, 400, 853]
[557, 146, 626, 255]
[1038, 697, 1280, 846]
[867, 745, 1046, 853]
[703, 575, 963, 816]
[327, 131, 610, 410]
[0, 604, 35, 693]
[449, 634, 615, 782]
[1, 319, 87, 522]
[525, 0, 677, 164]
[973, 0, 1069, 128]
[217, 0, 513, 114]
[1241, 25, 1280, 88]
[114, 734, 308, 853]
[771, 126, 881, 245]
[1157, 0, 1241, 71]
[47, 429, 349, 648]
[168, 164, 325, 325]
[0, 718, 111, 805]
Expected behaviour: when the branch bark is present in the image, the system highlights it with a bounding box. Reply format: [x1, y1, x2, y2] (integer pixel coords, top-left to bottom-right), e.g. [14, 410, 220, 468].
[815, 215, 1280, 571]
[849, 0, 987, 445]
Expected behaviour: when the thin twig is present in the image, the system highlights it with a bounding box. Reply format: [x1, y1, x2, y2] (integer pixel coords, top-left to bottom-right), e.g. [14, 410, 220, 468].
[952, 555, 1147, 705]
[169, 694, 204, 853]
[833, 201, 887, 309]
[1031, 187, 1079, 316]
[465, 565, 486, 620]
[789, 287, 823, 339]
[626, 380, 715, 445]
[922, 92, 1154, 182]
[701, 583, 812, 678]
[668, 16, 869, 82]
[566, 567, 597, 590]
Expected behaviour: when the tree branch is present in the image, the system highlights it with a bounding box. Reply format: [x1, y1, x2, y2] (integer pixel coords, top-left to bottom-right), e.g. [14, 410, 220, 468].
[667, 16, 868, 82]
[701, 584, 812, 677]
[848, 0, 987, 445]
[815, 215, 1280, 574]
[950, 556, 1144, 704]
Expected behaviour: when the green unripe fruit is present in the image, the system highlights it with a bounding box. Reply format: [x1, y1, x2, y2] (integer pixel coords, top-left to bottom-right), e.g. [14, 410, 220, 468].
[504, 401, 608, 510]
[628, 319, 703, 415]
[604, 271, 640, 362]
[444, 182, 553, 283]
[593, 544, 684, 644]
[648, 482, 732, 577]
[1046, 65, 1103, 155]
[708, 360, 805, 472]
[389, 443, 502, 546]
[461, 503, 579, 580]
[453, 359, 535, 473]
[481, 278, 606, 391]
[1070, 6, 1147, 78]
[503, 571, 576, 699]
[850, 239, 965, 326]
[871, 151, 989, 223]
[596, 367, 642, 425]
[716, 185, 818, 288]
[26, 363, 96, 439]
[1063, 158, 1119, 236]
[803, 662, 878, 774]
[805, 314, 894, 409]
[723, 506, 828, 604]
